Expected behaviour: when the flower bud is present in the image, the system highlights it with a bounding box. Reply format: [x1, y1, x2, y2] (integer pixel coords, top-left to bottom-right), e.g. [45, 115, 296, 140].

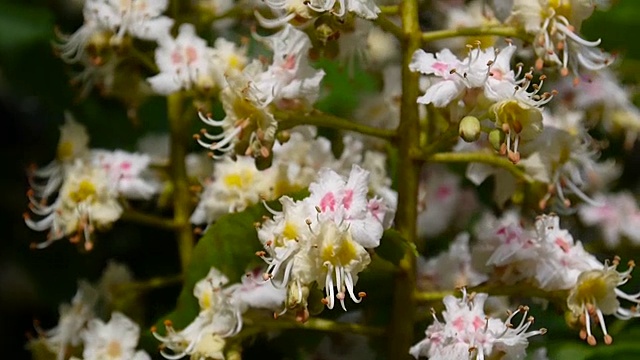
[489, 129, 506, 151]
[459, 116, 481, 142]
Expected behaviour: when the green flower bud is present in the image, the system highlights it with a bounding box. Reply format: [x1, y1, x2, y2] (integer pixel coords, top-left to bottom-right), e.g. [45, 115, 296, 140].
[459, 116, 481, 142]
[489, 129, 506, 151]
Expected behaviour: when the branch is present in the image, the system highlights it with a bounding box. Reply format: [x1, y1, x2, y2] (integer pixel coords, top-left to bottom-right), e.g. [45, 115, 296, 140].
[414, 284, 569, 310]
[113, 274, 183, 294]
[168, 92, 195, 272]
[238, 315, 385, 339]
[373, 14, 404, 40]
[379, 5, 399, 15]
[422, 151, 533, 183]
[421, 26, 533, 45]
[276, 110, 397, 140]
[120, 210, 177, 230]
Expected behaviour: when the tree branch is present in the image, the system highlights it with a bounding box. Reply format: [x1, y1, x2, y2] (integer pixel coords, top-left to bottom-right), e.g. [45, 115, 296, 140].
[276, 110, 397, 140]
[422, 26, 533, 45]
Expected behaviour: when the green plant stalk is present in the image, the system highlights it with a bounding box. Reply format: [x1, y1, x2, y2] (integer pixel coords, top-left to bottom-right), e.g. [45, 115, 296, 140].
[388, 1, 422, 358]
[168, 92, 194, 272]
[276, 110, 397, 140]
[426, 152, 533, 183]
[421, 26, 533, 44]
[120, 209, 177, 230]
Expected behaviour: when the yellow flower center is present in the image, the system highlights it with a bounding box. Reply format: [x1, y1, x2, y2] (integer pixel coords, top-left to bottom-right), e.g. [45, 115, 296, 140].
[57, 141, 75, 161]
[68, 180, 97, 203]
[106, 340, 122, 358]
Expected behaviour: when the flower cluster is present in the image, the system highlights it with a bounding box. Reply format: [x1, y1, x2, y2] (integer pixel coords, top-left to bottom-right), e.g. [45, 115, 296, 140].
[256, 165, 394, 319]
[152, 267, 285, 359]
[24, 115, 160, 250]
[30, 262, 149, 360]
[410, 289, 546, 359]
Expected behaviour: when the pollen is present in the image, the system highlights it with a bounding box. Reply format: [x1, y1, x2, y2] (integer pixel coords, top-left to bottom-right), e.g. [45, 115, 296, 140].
[68, 180, 97, 203]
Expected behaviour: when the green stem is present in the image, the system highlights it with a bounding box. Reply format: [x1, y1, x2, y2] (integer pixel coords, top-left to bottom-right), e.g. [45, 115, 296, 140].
[113, 274, 183, 294]
[421, 26, 533, 44]
[388, 1, 422, 358]
[276, 110, 397, 140]
[128, 46, 158, 73]
[379, 5, 399, 15]
[168, 92, 194, 272]
[237, 315, 386, 339]
[374, 14, 404, 40]
[425, 151, 533, 183]
[120, 209, 177, 230]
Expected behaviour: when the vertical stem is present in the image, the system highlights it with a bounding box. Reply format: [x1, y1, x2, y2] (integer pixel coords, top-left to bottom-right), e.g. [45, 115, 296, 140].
[168, 92, 194, 272]
[389, 0, 422, 359]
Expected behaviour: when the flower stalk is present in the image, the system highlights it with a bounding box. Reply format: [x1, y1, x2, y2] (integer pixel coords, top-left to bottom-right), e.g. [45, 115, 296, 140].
[388, 0, 422, 358]
[168, 91, 194, 272]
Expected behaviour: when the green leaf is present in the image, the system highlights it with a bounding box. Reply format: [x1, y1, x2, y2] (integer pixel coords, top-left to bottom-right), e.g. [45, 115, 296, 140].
[0, 3, 53, 52]
[375, 229, 411, 267]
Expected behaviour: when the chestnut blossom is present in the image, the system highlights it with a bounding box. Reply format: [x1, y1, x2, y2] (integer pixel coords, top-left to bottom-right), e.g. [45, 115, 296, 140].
[91, 150, 159, 200]
[148, 24, 217, 95]
[256, 0, 380, 29]
[35, 281, 98, 360]
[253, 24, 325, 108]
[417, 166, 463, 239]
[473, 212, 599, 290]
[257, 165, 392, 315]
[507, 0, 614, 76]
[81, 312, 150, 360]
[410, 289, 546, 359]
[28, 114, 89, 201]
[56, 0, 173, 64]
[153, 268, 243, 359]
[190, 156, 277, 224]
[567, 257, 640, 346]
[417, 232, 488, 291]
[578, 192, 640, 247]
[520, 111, 604, 209]
[195, 61, 278, 159]
[25, 160, 122, 251]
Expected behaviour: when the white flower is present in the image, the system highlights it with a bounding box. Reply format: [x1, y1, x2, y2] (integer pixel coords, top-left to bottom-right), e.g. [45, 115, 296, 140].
[314, 219, 370, 310]
[36, 282, 98, 360]
[308, 165, 389, 248]
[508, 0, 614, 76]
[519, 112, 603, 209]
[81, 312, 149, 360]
[56, 0, 173, 63]
[28, 113, 89, 200]
[227, 267, 287, 313]
[256, 0, 380, 28]
[257, 165, 389, 314]
[578, 192, 640, 248]
[148, 23, 217, 95]
[567, 257, 640, 346]
[91, 149, 159, 200]
[26, 160, 122, 250]
[254, 24, 325, 108]
[417, 165, 463, 238]
[210, 37, 249, 87]
[417, 232, 488, 291]
[190, 156, 276, 224]
[410, 289, 546, 359]
[195, 61, 278, 159]
[153, 267, 243, 359]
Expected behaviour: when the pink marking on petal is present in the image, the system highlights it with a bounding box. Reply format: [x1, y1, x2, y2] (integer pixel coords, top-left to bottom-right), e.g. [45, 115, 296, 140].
[120, 161, 132, 171]
[171, 51, 183, 65]
[555, 237, 570, 253]
[186, 46, 198, 64]
[452, 317, 466, 331]
[283, 54, 296, 70]
[472, 316, 485, 331]
[432, 62, 449, 74]
[320, 193, 336, 212]
[435, 185, 452, 202]
[343, 190, 354, 210]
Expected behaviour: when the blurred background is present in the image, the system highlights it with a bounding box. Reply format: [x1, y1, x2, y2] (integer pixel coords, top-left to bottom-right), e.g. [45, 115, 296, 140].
[2, 0, 640, 359]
